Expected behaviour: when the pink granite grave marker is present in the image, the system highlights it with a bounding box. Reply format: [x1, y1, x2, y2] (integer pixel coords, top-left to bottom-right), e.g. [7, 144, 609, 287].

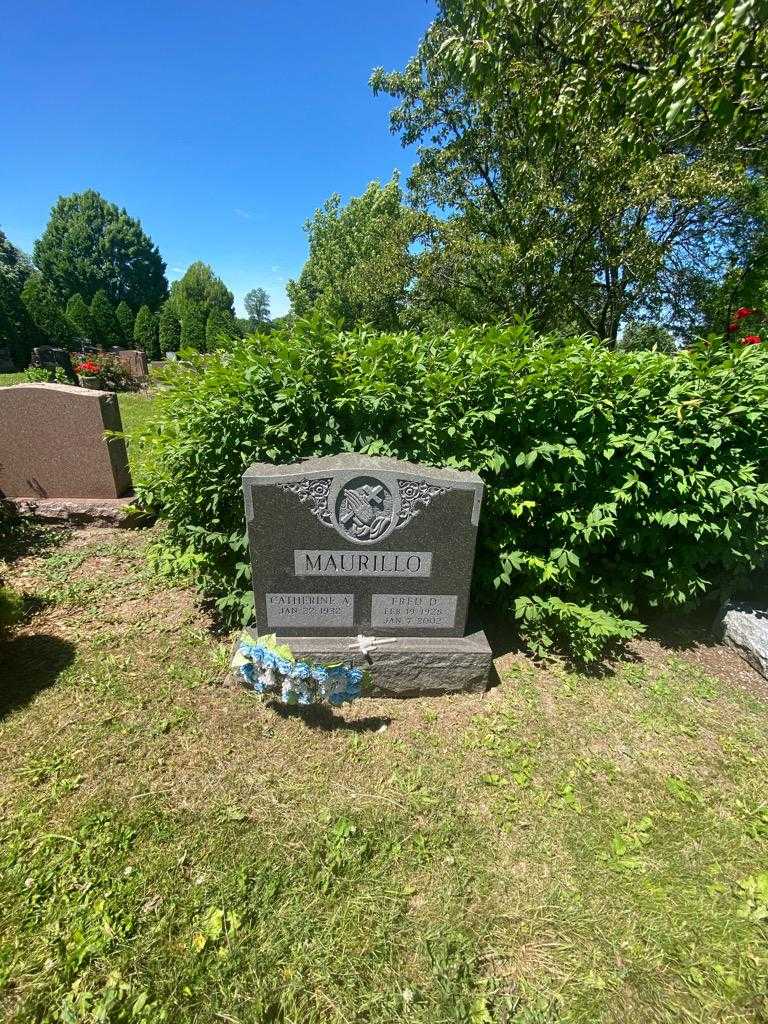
[0, 383, 131, 499]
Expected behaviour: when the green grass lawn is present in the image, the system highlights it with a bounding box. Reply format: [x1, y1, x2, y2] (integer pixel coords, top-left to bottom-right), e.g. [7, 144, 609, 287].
[117, 392, 161, 481]
[0, 371, 30, 387]
[1, 526, 768, 1022]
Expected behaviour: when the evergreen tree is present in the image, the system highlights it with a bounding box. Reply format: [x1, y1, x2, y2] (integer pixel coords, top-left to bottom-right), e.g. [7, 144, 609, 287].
[158, 301, 181, 354]
[21, 274, 74, 348]
[65, 293, 94, 344]
[90, 289, 121, 346]
[0, 228, 40, 366]
[115, 300, 135, 344]
[168, 262, 234, 318]
[180, 304, 207, 351]
[167, 262, 235, 354]
[133, 305, 159, 358]
[205, 308, 237, 350]
[34, 189, 167, 308]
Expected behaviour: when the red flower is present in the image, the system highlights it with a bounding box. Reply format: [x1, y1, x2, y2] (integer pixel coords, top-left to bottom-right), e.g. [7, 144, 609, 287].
[727, 323, 738, 332]
[735, 307, 754, 319]
[741, 335, 761, 345]
[75, 360, 101, 373]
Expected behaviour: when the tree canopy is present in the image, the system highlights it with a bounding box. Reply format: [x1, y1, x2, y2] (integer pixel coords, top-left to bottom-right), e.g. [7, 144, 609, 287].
[90, 289, 121, 347]
[371, 0, 764, 340]
[287, 177, 425, 331]
[65, 294, 94, 344]
[244, 287, 271, 327]
[34, 189, 168, 309]
[158, 302, 181, 354]
[0, 229, 40, 366]
[115, 300, 136, 343]
[168, 262, 234, 353]
[21, 274, 74, 349]
[133, 305, 159, 359]
[429, 0, 767, 164]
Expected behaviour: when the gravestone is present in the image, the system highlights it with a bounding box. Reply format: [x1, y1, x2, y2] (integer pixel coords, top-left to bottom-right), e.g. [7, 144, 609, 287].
[0, 383, 131, 499]
[31, 346, 76, 380]
[714, 599, 768, 679]
[108, 348, 148, 379]
[240, 454, 493, 695]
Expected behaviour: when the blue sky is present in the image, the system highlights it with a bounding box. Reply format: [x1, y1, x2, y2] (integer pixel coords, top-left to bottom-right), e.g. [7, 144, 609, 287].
[1, 1, 435, 316]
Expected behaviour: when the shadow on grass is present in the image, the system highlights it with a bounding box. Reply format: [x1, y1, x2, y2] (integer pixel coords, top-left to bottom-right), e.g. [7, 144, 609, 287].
[267, 700, 392, 733]
[0, 504, 68, 563]
[0, 633, 76, 720]
[640, 602, 722, 653]
[482, 599, 736, 678]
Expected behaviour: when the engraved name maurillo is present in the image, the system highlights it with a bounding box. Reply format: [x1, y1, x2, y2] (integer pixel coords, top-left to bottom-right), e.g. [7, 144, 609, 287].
[278, 475, 448, 544]
[294, 550, 433, 577]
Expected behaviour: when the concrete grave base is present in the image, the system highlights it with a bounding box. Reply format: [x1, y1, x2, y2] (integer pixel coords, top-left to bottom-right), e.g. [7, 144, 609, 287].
[3, 496, 137, 527]
[233, 626, 494, 697]
[714, 599, 768, 680]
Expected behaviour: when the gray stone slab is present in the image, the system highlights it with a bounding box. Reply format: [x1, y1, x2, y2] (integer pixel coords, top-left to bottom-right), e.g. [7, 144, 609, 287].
[3, 496, 137, 527]
[232, 626, 493, 696]
[242, 454, 484, 639]
[714, 599, 768, 679]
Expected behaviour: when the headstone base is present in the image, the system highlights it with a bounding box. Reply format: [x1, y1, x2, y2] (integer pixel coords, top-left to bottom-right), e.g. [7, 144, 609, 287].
[233, 626, 493, 697]
[3, 496, 137, 527]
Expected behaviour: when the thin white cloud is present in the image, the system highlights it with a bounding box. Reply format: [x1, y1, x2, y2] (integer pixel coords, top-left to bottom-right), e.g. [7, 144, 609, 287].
[234, 208, 253, 221]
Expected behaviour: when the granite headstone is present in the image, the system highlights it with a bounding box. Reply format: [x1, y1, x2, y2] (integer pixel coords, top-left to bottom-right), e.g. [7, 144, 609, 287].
[108, 348, 148, 380]
[31, 346, 76, 381]
[0, 383, 131, 499]
[240, 454, 493, 694]
[0, 346, 14, 373]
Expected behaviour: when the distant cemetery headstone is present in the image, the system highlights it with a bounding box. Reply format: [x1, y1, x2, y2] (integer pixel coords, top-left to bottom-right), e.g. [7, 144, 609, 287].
[31, 346, 76, 380]
[0, 347, 14, 373]
[108, 348, 148, 379]
[240, 454, 492, 694]
[0, 383, 131, 499]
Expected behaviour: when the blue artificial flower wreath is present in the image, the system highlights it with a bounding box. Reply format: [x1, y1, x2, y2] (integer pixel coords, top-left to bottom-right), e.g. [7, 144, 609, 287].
[231, 633, 365, 707]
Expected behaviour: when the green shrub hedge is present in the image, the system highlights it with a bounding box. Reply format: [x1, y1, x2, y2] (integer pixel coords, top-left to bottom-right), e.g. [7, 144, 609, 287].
[135, 321, 768, 661]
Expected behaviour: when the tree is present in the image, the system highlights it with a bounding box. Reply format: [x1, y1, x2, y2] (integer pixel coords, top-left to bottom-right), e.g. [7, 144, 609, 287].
[158, 301, 181, 354]
[0, 229, 40, 366]
[244, 287, 270, 327]
[33, 189, 168, 308]
[617, 322, 677, 354]
[65, 293, 94, 344]
[371, 2, 756, 340]
[90, 289, 121, 346]
[168, 262, 234, 318]
[168, 262, 234, 353]
[180, 303, 207, 351]
[205, 308, 237, 350]
[21, 274, 74, 348]
[431, 0, 768, 167]
[133, 305, 159, 358]
[115, 300, 135, 343]
[287, 177, 424, 330]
